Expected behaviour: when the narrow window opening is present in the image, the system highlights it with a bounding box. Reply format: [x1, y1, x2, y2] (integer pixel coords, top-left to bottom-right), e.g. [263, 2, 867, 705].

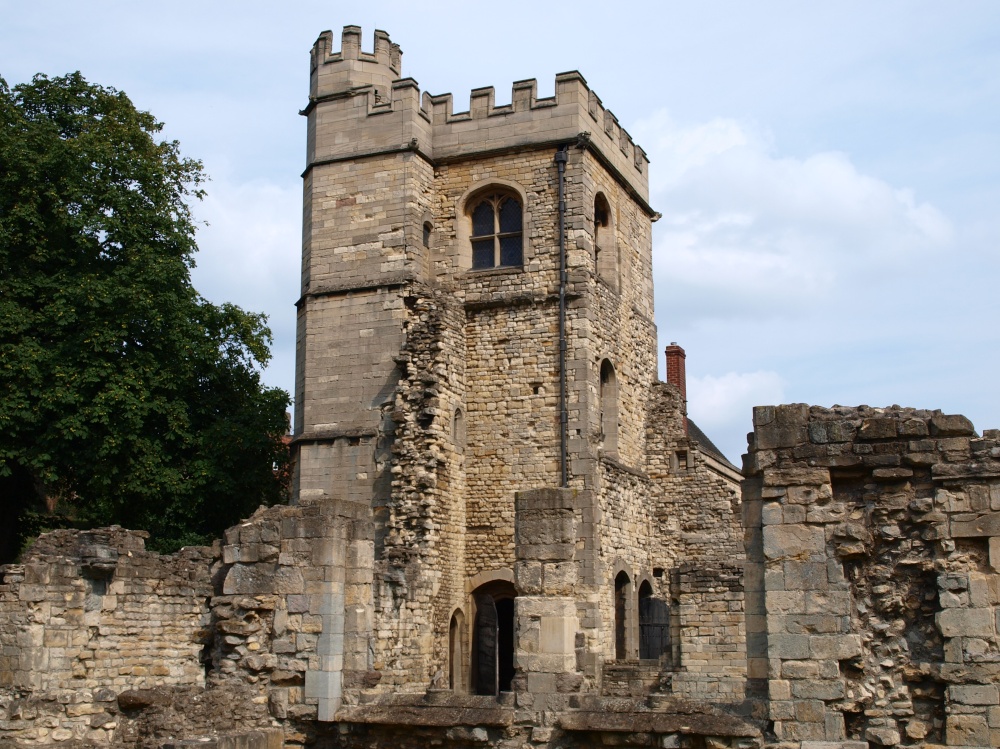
[422, 221, 433, 249]
[83, 570, 111, 612]
[614, 571, 630, 661]
[594, 193, 617, 289]
[600, 359, 619, 456]
[449, 610, 465, 691]
[453, 407, 466, 453]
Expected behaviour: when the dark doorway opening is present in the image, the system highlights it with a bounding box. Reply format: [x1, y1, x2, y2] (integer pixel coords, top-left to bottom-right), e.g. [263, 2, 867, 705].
[472, 581, 516, 695]
[496, 598, 515, 692]
[638, 580, 670, 660]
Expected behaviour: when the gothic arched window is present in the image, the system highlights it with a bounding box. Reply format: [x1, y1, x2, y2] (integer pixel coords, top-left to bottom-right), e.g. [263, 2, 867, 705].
[470, 193, 522, 269]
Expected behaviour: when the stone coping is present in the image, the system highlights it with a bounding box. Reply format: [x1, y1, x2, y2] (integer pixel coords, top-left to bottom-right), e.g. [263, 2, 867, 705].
[558, 696, 760, 737]
[335, 693, 513, 727]
[335, 693, 760, 737]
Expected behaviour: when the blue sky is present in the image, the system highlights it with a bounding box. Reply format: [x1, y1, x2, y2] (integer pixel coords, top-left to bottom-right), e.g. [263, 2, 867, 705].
[4, 1, 999, 462]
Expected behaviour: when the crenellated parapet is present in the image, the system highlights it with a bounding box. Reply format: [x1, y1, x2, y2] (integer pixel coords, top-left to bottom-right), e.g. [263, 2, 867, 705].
[304, 26, 650, 203]
[312, 25, 402, 73]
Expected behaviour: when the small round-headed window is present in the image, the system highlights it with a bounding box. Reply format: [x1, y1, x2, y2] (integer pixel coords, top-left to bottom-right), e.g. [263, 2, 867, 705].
[594, 193, 617, 287]
[470, 192, 522, 269]
[422, 221, 433, 249]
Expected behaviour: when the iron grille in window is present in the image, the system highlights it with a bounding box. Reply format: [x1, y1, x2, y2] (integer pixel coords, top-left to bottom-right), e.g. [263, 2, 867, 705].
[470, 193, 522, 269]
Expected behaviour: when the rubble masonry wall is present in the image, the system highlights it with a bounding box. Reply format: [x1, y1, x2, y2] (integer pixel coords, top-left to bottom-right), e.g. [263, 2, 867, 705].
[0, 528, 212, 745]
[744, 404, 1000, 748]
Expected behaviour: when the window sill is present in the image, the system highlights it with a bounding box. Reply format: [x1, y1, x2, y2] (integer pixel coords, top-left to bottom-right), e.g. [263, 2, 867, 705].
[464, 264, 524, 277]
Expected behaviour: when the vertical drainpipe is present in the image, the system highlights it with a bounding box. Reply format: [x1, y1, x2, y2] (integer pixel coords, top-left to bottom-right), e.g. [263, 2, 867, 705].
[555, 146, 569, 488]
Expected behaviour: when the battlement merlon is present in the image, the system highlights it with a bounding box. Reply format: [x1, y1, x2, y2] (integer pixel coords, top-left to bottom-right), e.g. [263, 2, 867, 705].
[310, 26, 402, 100]
[304, 26, 652, 206]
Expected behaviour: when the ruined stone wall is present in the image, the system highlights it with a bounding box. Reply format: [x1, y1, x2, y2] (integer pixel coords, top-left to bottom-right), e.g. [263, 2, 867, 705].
[744, 404, 1000, 748]
[210, 501, 378, 721]
[671, 564, 747, 702]
[1, 515, 764, 749]
[0, 528, 212, 745]
[386, 283, 469, 687]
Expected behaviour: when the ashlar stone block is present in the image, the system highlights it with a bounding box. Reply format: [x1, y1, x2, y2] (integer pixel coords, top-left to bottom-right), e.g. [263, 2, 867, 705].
[763, 524, 825, 561]
[938, 608, 995, 638]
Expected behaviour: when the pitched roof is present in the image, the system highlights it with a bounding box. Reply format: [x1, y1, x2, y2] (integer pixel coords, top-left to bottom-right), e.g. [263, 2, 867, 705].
[687, 418, 740, 472]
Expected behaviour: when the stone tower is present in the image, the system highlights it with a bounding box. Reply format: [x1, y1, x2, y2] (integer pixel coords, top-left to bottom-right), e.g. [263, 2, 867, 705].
[292, 25, 744, 713]
[0, 25, 761, 749]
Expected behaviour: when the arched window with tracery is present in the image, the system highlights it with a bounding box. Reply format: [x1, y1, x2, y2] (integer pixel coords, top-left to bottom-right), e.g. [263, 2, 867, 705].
[470, 192, 523, 269]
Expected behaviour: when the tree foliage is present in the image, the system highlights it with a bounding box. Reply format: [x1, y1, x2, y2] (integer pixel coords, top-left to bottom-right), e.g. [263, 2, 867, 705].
[0, 73, 291, 560]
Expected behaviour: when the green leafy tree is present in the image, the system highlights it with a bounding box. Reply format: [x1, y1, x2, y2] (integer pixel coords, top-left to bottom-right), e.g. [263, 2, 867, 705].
[0, 73, 291, 560]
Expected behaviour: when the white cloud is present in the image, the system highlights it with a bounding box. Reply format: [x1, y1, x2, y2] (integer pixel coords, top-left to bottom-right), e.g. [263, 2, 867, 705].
[689, 370, 786, 418]
[189, 178, 300, 401]
[635, 110, 953, 322]
[687, 370, 787, 462]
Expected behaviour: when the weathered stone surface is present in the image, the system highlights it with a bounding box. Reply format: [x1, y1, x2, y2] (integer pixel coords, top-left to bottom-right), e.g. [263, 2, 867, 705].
[930, 413, 976, 437]
[938, 608, 994, 637]
[745, 404, 1000, 749]
[859, 418, 898, 440]
[118, 688, 175, 711]
[763, 525, 825, 560]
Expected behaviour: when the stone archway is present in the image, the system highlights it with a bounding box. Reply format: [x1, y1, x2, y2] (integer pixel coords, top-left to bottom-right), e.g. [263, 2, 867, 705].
[471, 580, 516, 695]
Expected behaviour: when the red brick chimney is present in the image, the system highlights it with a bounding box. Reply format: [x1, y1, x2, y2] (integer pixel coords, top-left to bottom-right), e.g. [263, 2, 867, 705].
[665, 342, 688, 435]
[665, 342, 686, 400]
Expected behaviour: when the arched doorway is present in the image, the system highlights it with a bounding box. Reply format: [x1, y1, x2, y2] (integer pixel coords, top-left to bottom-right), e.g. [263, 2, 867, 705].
[638, 580, 670, 660]
[614, 571, 630, 660]
[471, 581, 516, 695]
